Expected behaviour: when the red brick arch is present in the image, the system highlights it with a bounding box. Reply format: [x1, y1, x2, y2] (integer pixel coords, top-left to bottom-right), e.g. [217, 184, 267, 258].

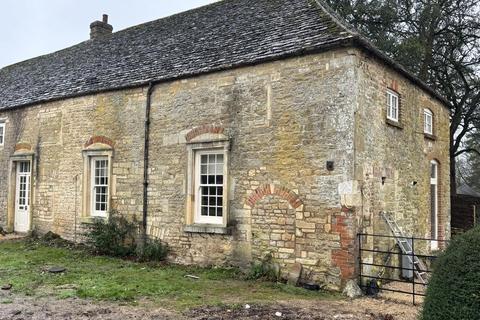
[14, 143, 32, 152]
[84, 136, 115, 148]
[246, 184, 303, 209]
[185, 125, 225, 142]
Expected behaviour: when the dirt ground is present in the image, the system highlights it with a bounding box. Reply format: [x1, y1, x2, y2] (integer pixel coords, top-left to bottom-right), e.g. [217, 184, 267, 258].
[0, 291, 419, 320]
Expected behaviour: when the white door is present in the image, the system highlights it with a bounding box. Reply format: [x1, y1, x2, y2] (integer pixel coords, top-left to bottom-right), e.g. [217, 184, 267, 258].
[15, 161, 31, 232]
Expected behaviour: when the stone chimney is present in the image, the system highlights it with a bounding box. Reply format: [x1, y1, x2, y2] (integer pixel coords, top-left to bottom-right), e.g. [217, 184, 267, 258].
[90, 14, 113, 40]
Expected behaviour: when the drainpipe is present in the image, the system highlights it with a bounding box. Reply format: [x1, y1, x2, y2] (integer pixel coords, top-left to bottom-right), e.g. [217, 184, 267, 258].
[74, 174, 79, 243]
[142, 82, 154, 247]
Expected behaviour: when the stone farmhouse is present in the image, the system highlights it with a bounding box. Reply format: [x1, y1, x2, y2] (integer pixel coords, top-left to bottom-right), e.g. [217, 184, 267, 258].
[0, 0, 450, 289]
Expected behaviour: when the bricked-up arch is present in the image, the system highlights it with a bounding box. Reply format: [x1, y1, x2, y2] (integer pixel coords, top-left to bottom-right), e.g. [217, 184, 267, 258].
[247, 184, 303, 209]
[84, 136, 115, 149]
[185, 124, 225, 142]
[14, 143, 32, 152]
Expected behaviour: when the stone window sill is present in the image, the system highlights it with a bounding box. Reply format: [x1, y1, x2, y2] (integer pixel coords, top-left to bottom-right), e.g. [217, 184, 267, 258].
[184, 224, 232, 235]
[80, 216, 107, 224]
[424, 133, 436, 141]
[386, 119, 404, 130]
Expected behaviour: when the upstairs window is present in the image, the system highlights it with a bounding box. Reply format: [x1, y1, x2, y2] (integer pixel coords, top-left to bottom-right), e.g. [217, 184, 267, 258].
[0, 121, 5, 146]
[424, 109, 433, 135]
[387, 90, 399, 122]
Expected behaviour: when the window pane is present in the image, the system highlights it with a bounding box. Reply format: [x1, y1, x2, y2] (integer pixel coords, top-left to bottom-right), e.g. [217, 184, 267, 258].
[205, 175, 212, 184]
[208, 163, 215, 174]
[431, 164, 437, 179]
[209, 197, 216, 206]
[209, 207, 216, 217]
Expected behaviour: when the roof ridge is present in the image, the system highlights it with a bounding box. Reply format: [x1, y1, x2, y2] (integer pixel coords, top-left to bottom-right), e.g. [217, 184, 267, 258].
[0, 0, 450, 110]
[310, 0, 359, 36]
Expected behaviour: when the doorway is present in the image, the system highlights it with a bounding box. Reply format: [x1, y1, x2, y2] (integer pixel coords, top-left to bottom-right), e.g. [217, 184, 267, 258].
[14, 161, 31, 232]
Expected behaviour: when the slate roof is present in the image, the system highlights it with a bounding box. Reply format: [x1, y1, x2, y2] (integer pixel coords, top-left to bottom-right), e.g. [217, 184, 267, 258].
[0, 0, 449, 110]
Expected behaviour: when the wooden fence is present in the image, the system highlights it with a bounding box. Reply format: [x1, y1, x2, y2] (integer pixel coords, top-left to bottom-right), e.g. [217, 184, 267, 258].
[451, 195, 480, 235]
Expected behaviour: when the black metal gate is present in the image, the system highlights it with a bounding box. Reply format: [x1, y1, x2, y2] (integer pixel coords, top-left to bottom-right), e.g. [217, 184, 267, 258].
[358, 233, 447, 305]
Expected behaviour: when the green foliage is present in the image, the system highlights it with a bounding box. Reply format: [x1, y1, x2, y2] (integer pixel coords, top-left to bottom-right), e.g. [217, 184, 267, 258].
[0, 241, 328, 309]
[247, 253, 279, 282]
[422, 226, 480, 320]
[137, 238, 169, 262]
[84, 210, 138, 257]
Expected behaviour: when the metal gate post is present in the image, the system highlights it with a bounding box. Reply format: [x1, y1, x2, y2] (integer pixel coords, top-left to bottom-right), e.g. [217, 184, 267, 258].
[358, 233, 362, 289]
[412, 236, 415, 306]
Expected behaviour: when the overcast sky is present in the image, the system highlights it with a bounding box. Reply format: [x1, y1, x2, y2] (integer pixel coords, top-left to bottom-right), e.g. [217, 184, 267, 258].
[0, 0, 217, 68]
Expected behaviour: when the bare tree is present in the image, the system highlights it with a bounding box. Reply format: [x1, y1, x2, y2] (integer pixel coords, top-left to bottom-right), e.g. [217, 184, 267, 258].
[325, 0, 480, 194]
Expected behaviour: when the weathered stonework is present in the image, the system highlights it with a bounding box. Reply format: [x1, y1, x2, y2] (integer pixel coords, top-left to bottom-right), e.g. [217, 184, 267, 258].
[353, 51, 451, 280]
[0, 47, 450, 290]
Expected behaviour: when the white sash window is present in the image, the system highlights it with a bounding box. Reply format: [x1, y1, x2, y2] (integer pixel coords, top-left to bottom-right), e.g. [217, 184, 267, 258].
[424, 109, 433, 135]
[91, 157, 109, 217]
[0, 122, 5, 146]
[195, 150, 225, 225]
[387, 90, 399, 122]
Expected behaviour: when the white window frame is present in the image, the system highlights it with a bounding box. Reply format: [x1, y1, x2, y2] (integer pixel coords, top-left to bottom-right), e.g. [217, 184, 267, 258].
[194, 149, 225, 225]
[82, 147, 113, 220]
[424, 109, 433, 135]
[387, 89, 399, 122]
[430, 160, 439, 250]
[90, 156, 109, 218]
[0, 121, 5, 146]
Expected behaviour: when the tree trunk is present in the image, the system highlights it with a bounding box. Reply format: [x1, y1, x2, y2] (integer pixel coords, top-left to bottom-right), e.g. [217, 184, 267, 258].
[450, 143, 457, 196]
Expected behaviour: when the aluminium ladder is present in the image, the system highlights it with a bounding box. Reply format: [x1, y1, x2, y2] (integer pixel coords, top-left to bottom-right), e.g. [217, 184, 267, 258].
[381, 211, 428, 284]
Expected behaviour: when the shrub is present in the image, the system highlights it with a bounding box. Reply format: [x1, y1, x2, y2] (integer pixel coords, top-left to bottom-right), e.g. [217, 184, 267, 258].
[84, 210, 138, 257]
[247, 253, 279, 281]
[137, 238, 169, 262]
[422, 226, 480, 320]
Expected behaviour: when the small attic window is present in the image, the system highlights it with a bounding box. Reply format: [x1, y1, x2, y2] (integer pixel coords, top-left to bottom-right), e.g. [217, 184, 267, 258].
[387, 89, 399, 122]
[424, 108, 433, 135]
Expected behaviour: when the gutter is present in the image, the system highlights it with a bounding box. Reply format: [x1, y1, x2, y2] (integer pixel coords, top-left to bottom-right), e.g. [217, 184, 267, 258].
[142, 81, 154, 244]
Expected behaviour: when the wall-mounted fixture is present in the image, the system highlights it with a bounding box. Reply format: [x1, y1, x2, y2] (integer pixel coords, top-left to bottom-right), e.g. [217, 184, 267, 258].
[326, 161, 334, 171]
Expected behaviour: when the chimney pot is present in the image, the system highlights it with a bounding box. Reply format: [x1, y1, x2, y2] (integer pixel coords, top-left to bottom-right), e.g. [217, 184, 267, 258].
[90, 14, 113, 40]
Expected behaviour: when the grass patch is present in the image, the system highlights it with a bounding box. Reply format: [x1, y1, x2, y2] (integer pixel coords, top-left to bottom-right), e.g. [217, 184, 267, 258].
[0, 240, 336, 310]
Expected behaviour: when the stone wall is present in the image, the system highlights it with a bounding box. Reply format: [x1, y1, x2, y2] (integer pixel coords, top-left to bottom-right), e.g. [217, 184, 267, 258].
[0, 49, 358, 289]
[353, 50, 451, 278]
[0, 46, 450, 289]
[145, 48, 358, 289]
[0, 88, 147, 237]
